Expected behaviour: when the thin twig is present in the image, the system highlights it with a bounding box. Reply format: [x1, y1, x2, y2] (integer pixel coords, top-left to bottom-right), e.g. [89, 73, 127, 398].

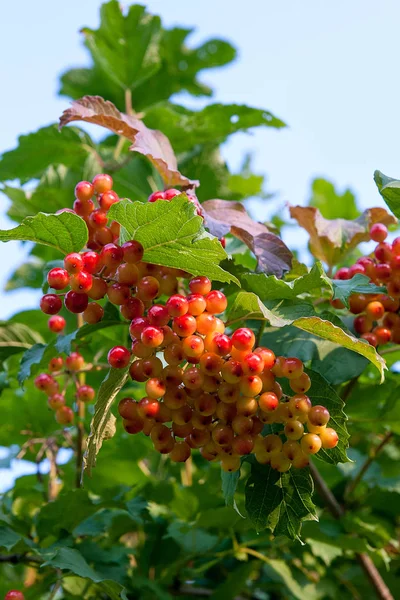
[341, 376, 359, 403]
[125, 89, 133, 115]
[345, 431, 393, 498]
[75, 313, 86, 489]
[309, 462, 394, 600]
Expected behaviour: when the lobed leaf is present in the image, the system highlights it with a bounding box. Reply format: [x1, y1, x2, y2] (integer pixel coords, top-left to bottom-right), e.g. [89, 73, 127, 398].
[332, 274, 386, 308]
[0, 211, 88, 255]
[289, 205, 397, 266]
[59, 95, 198, 187]
[109, 196, 238, 284]
[309, 177, 359, 220]
[202, 199, 292, 277]
[374, 169, 400, 219]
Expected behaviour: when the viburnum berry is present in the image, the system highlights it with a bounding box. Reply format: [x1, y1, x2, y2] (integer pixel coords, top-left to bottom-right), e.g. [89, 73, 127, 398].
[47, 267, 70, 290]
[76, 385, 95, 402]
[64, 252, 84, 274]
[141, 325, 164, 348]
[319, 427, 339, 448]
[231, 328, 255, 351]
[107, 346, 131, 368]
[92, 173, 113, 194]
[5, 592, 25, 600]
[55, 406, 74, 425]
[75, 180, 94, 201]
[148, 190, 165, 202]
[70, 271, 93, 293]
[64, 291, 89, 313]
[48, 394, 65, 410]
[82, 251, 100, 274]
[34, 373, 59, 395]
[74, 198, 95, 216]
[66, 352, 84, 371]
[100, 243, 124, 269]
[48, 356, 63, 372]
[48, 315, 66, 333]
[98, 190, 119, 211]
[40, 294, 62, 315]
[205, 290, 228, 314]
[83, 302, 104, 324]
[370, 222, 388, 242]
[189, 276, 212, 295]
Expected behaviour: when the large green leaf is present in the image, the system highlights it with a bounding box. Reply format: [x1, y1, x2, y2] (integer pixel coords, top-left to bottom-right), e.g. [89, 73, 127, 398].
[42, 547, 128, 600]
[0, 322, 44, 362]
[241, 261, 331, 301]
[36, 489, 94, 539]
[332, 274, 386, 308]
[84, 366, 131, 477]
[227, 291, 386, 381]
[0, 125, 92, 182]
[245, 461, 317, 540]
[144, 102, 286, 153]
[109, 196, 238, 284]
[82, 2, 161, 91]
[374, 169, 400, 218]
[0, 211, 88, 254]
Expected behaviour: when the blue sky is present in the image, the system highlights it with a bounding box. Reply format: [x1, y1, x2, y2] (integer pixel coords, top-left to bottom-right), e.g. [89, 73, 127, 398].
[1, 0, 400, 320]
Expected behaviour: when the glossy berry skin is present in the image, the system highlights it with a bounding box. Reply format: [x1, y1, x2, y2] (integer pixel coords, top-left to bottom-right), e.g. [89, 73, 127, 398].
[205, 290, 228, 314]
[173, 314, 197, 337]
[48, 394, 65, 410]
[231, 328, 255, 351]
[319, 427, 339, 449]
[75, 180, 94, 201]
[189, 276, 212, 295]
[148, 190, 165, 202]
[365, 301, 385, 320]
[164, 188, 180, 200]
[47, 267, 69, 290]
[64, 253, 83, 274]
[92, 173, 113, 194]
[141, 326, 164, 348]
[48, 356, 63, 372]
[148, 304, 170, 327]
[122, 240, 144, 263]
[259, 392, 279, 412]
[301, 433, 322, 455]
[108, 346, 131, 368]
[48, 315, 66, 333]
[137, 276, 160, 301]
[40, 294, 62, 315]
[73, 198, 95, 217]
[5, 591, 25, 600]
[308, 405, 330, 426]
[34, 373, 58, 395]
[281, 357, 303, 379]
[335, 267, 350, 280]
[370, 222, 388, 242]
[166, 294, 188, 317]
[99, 190, 119, 210]
[83, 302, 104, 324]
[64, 291, 89, 314]
[82, 251, 100, 274]
[70, 271, 93, 293]
[100, 243, 124, 268]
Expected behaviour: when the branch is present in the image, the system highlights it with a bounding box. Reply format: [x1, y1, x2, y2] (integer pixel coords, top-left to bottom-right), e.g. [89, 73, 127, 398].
[75, 313, 86, 489]
[345, 431, 393, 498]
[310, 462, 394, 600]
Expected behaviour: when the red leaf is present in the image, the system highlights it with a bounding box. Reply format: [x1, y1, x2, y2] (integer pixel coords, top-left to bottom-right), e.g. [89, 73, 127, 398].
[202, 200, 292, 277]
[59, 96, 198, 188]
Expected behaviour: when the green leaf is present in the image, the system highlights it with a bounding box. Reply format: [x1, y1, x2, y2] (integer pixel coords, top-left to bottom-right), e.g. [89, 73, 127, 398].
[309, 178, 359, 220]
[332, 274, 386, 308]
[82, 2, 162, 91]
[241, 261, 331, 301]
[221, 470, 240, 508]
[0, 525, 22, 551]
[83, 366, 131, 477]
[36, 490, 94, 539]
[245, 462, 317, 540]
[262, 558, 314, 600]
[0, 125, 92, 182]
[227, 292, 386, 381]
[0, 211, 88, 255]
[55, 318, 126, 355]
[17, 343, 47, 385]
[42, 547, 128, 600]
[0, 322, 44, 363]
[108, 197, 237, 284]
[166, 521, 218, 554]
[211, 561, 256, 600]
[144, 102, 286, 153]
[5, 260, 44, 291]
[374, 169, 400, 218]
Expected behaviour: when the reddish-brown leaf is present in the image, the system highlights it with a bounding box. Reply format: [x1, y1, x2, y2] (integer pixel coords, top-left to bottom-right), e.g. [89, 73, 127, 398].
[59, 96, 198, 188]
[202, 199, 293, 277]
[289, 205, 397, 266]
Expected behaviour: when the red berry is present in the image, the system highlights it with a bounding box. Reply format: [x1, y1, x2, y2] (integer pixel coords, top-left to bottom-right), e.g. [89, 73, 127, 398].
[88, 277, 108, 300]
[70, 271, 93, 293]
[64, 291, 89, 313]
[148, 190, 165, 202]
[76, 385, 95, 402]
[116, 263, 139, 286]
[370, 222, 388, 242]
[308, 405, 330, 427]
[82, 251, 100, 274]
[361, 332, 378, 347]
[107, 346, 131, 368]
[5, 590, 25, 600]
[187, 293, 207, 316]
[354, 315, 373, 334]
[205, 290, 228, 314]
[55, 406, 74, 425]
[374, 242, 392, 263]
[164, 188, 180, 200]
[121, 297, 145, 320]
[365, 301, 385, 320]
[48, 356, 63, 372]
[94, 227, 113, 246]
[98, 190, 119, 210]
[73, 198, 95, 217]
[75, 181, 94, 201]
[259, 392, 279, 412]
[48, 315, 66, 333]
[83, 302, 104, 324]
[64, 253, 84, 274]
[107, 283, 131, 305]
[89, 209, 109, 229]
[137, 276, 160, 301]
[129, 317, 150, 339]
[172, 314, 197, 337]
[47, 267, 69, 290]
[334, 267, 351, 280]
[34, 373, 58, 395]
[100, 243, 124, 269]
[231, 327, 255, 351]
[40, 294, 62, 315]
[189, 276, 212, 295]
[348, 263, 365, 277]
[373, 326, 391, 345]
[66, 352, 84, 371]
[122, 240, 144, 263]
[375, 263, 391, 281]
[220, 237, 226, 248]
[48, 394, 65, 410]
[92, 173, 113, 194]
[166, 294, 189, 317]
[141, 326, 164, 348]
[148, 304, 170, 327]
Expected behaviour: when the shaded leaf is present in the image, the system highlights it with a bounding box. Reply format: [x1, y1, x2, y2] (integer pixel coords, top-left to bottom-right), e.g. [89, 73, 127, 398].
[290, 205, 397, 266]
[0, 322, 44, 363]
[83, 366, 131, 477]
[0, 211, 88, 255]
[55, 318, 126, 355]
[108, 197, 237, 284]
[332, 274, 386, 308]
[59, 95, 198, 188]
[166, 521, 218, 554]
[202, 199, 292, 276]
[5, 261, 44, 291]
[211, 561, 256, 600]
[374, 169, 400, 219]
[0, 125, 92, 182]
[221, 470, 240, 508]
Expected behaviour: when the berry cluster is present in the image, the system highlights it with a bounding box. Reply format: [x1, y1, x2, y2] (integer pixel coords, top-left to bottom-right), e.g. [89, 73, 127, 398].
[114, 277, 337, 473]
[334, 223, 400, 346]
[34, 352, 95, 424]
[148, 187, 203, 216]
